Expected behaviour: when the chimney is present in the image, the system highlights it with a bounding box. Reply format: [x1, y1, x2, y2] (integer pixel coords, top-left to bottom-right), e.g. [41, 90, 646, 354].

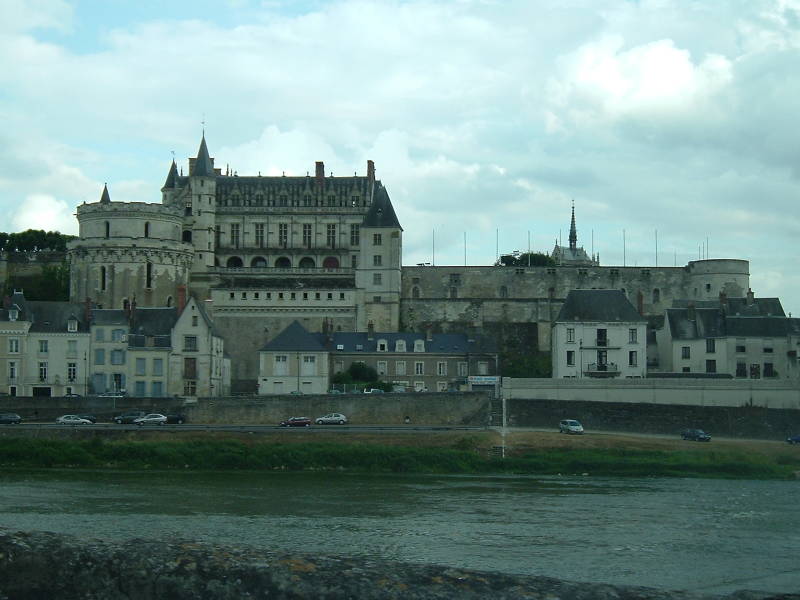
[746, 288, 754, 306]
[177, 285, 187, 315]
[367, 160, 375, 183]
[315, 161, 325, 187]
[687, 302, 696, 321]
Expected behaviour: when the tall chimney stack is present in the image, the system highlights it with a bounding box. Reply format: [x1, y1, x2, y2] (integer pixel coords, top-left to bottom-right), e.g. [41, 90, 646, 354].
[315, 161, 325, 188]
[177, 285, 187, 315]
[367, 160, 375, 183]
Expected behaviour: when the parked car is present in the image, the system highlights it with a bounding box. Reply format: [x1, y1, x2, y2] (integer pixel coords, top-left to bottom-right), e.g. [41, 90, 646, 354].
[76, 413, 97, 423]
[64, 393, 82, 399]
[786, 434, 800, 445]
[315, 413, 348, 425]
[99, 391, 127, 399]
[681, 429, 711, 442]
[559, 419, 584, 434]
[279, 416, 311, 427]
[328, 389, 344, 394]
[363, 388, 384, 394]
[0, 413, 21, 425]
[165, 413, 186, 424]
[133, 413, 167, 426]
[56, 415, 93, 425]
[289, 390, 304, 395]
[112, 410, 147, 424]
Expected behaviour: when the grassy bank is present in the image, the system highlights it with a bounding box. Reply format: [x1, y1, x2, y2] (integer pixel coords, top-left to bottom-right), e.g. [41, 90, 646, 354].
[0, 436, 798, 479]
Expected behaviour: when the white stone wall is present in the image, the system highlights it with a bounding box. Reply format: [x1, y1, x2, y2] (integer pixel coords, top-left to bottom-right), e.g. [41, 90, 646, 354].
[552, 321, 646, 379]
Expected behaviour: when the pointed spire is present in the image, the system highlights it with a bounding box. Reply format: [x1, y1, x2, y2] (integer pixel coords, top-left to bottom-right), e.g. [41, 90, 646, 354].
[192, 134, 214, 177]
[568, 200, 577, 250]
[162, 160, 178, 189]
[100, 184, 111, 204]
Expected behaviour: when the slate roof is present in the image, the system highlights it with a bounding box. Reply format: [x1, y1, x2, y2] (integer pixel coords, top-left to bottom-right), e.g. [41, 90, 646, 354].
[192, 135, 214, 177]
[260, 322, 497, 355]
[671, 297, 785, 317]
[260, 321, 327, 352]
[0, 292, 90, 333]
[666, 307, 795, 339]
[129, 307, 178, 336]
[162, 160, 178, 189]
[362, 184, 402, 229]
[556, 290, 645, 323]
[100, 184, 111, 204]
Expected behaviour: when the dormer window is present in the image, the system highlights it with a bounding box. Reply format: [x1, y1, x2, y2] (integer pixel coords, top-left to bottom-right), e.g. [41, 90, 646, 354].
[395, 340, 406, 352]
[8, 308, 18, 321]
[414, 339, 425, 352]
[67, 318, 78, 332]
[377, 339, 388, 352]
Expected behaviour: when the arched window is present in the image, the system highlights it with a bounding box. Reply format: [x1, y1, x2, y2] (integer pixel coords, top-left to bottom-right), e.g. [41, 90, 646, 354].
[100, 266, 107, 291]
[323, 256, 340, 269]
[652, 288, 661, 304]
[226, 257, 243, 268]
[144, 222, 150, 238]
[146, 262, 153, 288]
[251, 257, 267, 268]
[299, 257, 316, 268]
[104, 221, 110, 239]
[182, 230, 192, 243]
[412, 286, 420, 299]
[499, 285, 508, 298]
[275, 256, 291, 268]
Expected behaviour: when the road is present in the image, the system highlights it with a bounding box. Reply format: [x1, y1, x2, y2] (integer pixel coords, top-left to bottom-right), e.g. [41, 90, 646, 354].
[2, 423, 485, 434]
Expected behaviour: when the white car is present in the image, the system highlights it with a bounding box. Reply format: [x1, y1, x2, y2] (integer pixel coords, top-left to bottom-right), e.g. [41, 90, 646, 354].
[559, 419, 584, 434]
[315, 413, 348, 425]
[56, 414, 93, 425]
[133, 413, 167, 426]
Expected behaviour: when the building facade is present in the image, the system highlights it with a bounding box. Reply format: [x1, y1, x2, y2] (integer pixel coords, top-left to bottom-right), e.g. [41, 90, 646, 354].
[552, 290, 647, 379]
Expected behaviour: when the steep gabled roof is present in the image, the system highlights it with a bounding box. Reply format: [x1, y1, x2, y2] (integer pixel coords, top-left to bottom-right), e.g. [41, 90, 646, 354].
[363, 184, 402, 229]
[666, 307, 725, 340]
[100, 184, 111, 204]
[129, 307, 178, 336]
[556, 290, 645, 323]
[162, 160, 178, 189]
[260, 321, 327, 352]
[192, 135, 214, 177]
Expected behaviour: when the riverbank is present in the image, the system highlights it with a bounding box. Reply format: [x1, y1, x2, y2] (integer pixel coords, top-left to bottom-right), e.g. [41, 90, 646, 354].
[0, 431, 798, 479]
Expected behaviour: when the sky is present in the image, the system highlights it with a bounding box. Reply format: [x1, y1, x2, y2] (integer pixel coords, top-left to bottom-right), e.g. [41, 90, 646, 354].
[1, 0, 799, 315]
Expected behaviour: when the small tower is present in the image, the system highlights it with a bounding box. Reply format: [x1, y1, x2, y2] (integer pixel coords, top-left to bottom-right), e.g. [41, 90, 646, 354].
[356, 183, 402, 331]
[161, 160, 178, 205]
[186, 134, 218, 275]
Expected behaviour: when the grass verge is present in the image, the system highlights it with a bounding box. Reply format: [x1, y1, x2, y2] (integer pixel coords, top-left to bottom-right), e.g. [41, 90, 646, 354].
[0, 436, 798, 479]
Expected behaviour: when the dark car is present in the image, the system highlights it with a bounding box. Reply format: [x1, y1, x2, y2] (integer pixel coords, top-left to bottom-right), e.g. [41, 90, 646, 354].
[279, 416, 311, 427]
[787, 435, 800, 445]
[112, 410, 147, 424]
[0, 413, 21, 425]
[165, 413, 186, 424]
[681, 429, 711, 442]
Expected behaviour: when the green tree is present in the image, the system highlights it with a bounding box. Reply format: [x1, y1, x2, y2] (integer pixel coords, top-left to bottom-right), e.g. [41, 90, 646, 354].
[495, 252, 555, 267]
[499, 351, 552, 378]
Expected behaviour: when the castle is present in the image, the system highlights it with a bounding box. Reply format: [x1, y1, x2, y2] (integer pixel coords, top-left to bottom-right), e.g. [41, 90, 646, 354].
[66, 134, 755, 390]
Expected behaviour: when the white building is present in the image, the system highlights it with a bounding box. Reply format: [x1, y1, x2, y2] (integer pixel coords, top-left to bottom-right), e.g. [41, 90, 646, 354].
[552, 289, 647, 379]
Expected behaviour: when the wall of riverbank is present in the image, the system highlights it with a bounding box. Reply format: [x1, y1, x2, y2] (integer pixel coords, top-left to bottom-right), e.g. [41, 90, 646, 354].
[0, 530, 781, 600]
[0, 392, 491, 426]
[502, 377, 800, 409]
[507, 398, 800, 439]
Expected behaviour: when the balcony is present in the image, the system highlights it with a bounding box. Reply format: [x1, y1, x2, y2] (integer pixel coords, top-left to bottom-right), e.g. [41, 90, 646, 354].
[584, 362, 620, 377]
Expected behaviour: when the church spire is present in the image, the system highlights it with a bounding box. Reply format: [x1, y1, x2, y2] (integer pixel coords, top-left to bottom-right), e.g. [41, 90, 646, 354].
[192, 134, 214, 177]
[100, 183, 111, 204]
[568, 200, 577, 251]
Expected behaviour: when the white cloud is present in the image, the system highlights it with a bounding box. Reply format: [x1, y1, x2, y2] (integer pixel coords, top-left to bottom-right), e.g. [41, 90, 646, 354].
[12, 194, 77, 235]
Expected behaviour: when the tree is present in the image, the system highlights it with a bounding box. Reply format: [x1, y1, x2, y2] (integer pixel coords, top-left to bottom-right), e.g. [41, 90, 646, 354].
[495, 252, 555, 267]
[500, 350, 552, 378]
[0, 229, 75, 252]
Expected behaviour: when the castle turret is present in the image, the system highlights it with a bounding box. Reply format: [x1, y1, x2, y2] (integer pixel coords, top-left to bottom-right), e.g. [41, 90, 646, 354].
[186, 134, 218, 276]
[356, 182, 402, 331]
[161, 160, 178, 204]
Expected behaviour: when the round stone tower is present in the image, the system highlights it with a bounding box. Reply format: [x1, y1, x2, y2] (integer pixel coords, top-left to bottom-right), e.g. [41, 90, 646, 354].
[67, 185, 194, 308]
[686, 259, 750, 300]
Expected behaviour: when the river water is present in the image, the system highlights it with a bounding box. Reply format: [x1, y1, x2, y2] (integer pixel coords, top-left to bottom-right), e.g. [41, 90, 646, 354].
[0, 470, 797, 594]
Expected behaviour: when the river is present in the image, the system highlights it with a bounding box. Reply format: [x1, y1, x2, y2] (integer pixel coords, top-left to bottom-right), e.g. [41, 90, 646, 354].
[0, 470, 797, 594]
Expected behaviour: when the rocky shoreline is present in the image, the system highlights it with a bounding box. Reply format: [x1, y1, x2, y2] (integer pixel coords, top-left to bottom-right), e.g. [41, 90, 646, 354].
[0, 530, 796, 599]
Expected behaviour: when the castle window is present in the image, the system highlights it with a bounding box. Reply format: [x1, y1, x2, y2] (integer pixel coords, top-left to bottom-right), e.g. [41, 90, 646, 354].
[396, 340, 406, 352]
[351, 195, 359, 207]
[100, 266, 107, 291]
[299, 257, 315, 268]
[303, 224, 312, 248]
[145, 263, 153, 288]
[323, 256, 339, 269]
[373, 233, 382, 246]
[104, 221, 110, 239]
[226, 257, 243, 268]
[373, 273, 382, 285]
[182, 230, 192, 243]
[414, 340, 425, 352]
[275, 256, 291, 268]
[278, 223, 288, 247]
[303, 195, 312, 206]
[450, 287, 458, 299]
[412, 286, 420, 299]
[652, 288, 661, 304]
[230, 224, 240, 248]
[326, 224, 336, 248]
[499, 286, 508, 298]
[373, 255, 382, 267]
[350, 224, 360, 247]
[251, 256, 267, 268]
[144, 222, 150, 238]
[255, 223, 265, 247]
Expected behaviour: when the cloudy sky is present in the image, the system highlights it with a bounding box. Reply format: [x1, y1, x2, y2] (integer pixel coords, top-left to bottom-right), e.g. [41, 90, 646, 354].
[1, 0, 799, 313]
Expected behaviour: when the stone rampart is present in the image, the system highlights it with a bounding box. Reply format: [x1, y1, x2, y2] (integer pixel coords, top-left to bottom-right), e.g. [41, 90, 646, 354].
[1, 530, 782, 600]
